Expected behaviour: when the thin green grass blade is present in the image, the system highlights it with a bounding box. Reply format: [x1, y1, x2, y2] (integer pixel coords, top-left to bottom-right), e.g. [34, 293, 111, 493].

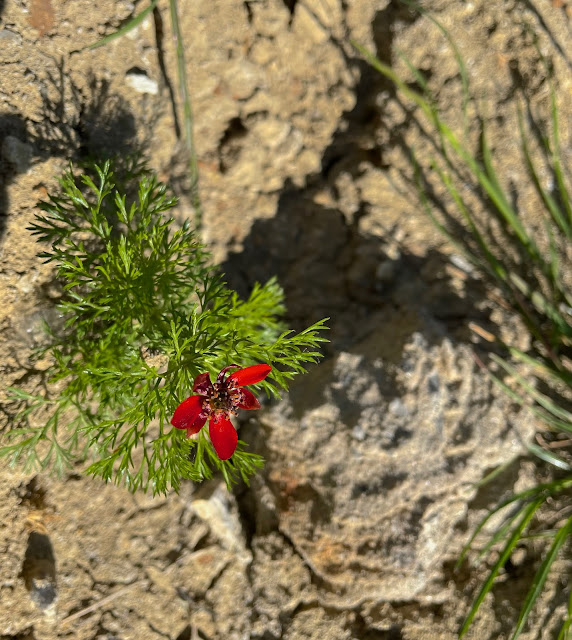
[491, 354, 572, 423]
[398, 0, 470, 135]
[472, 457, 521, 489]
[529, 409, 572, 435]
[169, 0, 202, 230]
[353, 43, 542, 264]
[457, 126, 541, 266]
[459, 497, 543, 637]
[432, 160, 507, 280]
[480, 119, 514, 221]
[476, 359, 533, 416]
[501, 281, 561, 356]
[396, 49, 432, 96]
[447, 128, 518, 237]
[551, 146, 572, 233]
[511, 514, 572, 639]
[412, 153, 497, 294]
[546, 219, 562, 293]
[395, 48, 449, 150]
[518, 529, 559, 542]
[457, 475, 572, 569]
[496, 373, 572, 433]
[517, 105, 571, 236]
[396, 48, 453, 163]
[411, 155, 501, 288]
[509, 272, 572, 338]
[545, 65, 572, 229]
[532, 31, 572, 206]
[86, 0, 158, 51]
[507, 346, 572, 388]
[352, 42, 434, 119]
[557, 586, 572, 640]
[397, 41, 475, 236]
[526, 442, 572, 471]
[411, 154, 473, 256]
[472, 118, 539, 261]
[477, 361, 572, 434]
[475, 501, 532, 565]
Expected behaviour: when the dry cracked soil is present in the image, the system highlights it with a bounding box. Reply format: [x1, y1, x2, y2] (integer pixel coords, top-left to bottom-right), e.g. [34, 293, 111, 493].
[1, 0, 572, 639]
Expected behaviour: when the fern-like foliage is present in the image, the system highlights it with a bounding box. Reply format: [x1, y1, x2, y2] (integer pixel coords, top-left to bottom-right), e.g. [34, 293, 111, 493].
[3, 160, 328, 494]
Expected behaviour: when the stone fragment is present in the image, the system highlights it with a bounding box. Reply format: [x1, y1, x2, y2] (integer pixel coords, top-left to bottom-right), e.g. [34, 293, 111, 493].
[125, 71, 159, 95]
[0, 29, 22, 44]
[192, 487, 245, 552]
[177, 546, 232, 596]
[257, 333, 535, 610]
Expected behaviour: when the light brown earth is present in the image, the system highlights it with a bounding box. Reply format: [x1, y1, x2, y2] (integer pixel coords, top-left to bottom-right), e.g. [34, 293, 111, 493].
[1, 1, 571, 639]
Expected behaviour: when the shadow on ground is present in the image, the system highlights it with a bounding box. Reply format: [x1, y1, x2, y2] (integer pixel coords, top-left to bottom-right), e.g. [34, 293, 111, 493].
[0, 59, 151, 243]
[227, 6, 571, 638]
[222, 2, 490, 360]
[0, 113, 29, 241]
[223, 0, 561, 363]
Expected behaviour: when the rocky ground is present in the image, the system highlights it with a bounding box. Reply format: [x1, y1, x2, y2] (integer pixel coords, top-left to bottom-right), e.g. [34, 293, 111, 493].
[1, 0, 571, 638]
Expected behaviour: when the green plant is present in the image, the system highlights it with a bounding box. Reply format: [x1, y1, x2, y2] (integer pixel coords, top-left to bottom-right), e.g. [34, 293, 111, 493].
[355, 5, 572, 638]
[1, 160, 327, 494]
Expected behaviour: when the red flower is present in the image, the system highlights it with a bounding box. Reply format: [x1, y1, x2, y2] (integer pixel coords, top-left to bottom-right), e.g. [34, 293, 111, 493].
[171, 364, 271, 460]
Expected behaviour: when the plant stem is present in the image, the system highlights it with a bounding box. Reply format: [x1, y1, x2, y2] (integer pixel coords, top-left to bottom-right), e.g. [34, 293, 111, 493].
[169, 0, 202, 230]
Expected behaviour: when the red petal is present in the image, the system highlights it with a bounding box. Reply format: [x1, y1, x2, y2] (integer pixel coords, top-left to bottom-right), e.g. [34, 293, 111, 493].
[171, 395, 208, 435]
[228, 364, 271, 387]
[208, 415, 238, 460]
[193, 372, 214, 395]
[235, 388, 260, 410]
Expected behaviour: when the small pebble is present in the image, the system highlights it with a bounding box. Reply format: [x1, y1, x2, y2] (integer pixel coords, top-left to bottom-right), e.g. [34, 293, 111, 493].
[125, 71, 158, 95]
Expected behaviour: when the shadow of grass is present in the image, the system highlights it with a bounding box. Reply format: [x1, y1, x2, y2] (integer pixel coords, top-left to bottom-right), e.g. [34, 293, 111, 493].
[0, 57, 159, 243]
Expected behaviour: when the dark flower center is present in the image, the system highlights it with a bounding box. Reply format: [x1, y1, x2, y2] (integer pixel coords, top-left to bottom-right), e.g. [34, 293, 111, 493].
[207, 380, 239, 416]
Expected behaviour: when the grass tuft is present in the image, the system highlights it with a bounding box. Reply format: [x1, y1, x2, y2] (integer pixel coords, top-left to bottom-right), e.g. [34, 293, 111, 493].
[355, 4, 572, 637]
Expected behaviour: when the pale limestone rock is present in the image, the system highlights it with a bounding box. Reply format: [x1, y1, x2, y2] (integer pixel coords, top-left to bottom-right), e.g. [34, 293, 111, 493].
[125, 71, 158, 95]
